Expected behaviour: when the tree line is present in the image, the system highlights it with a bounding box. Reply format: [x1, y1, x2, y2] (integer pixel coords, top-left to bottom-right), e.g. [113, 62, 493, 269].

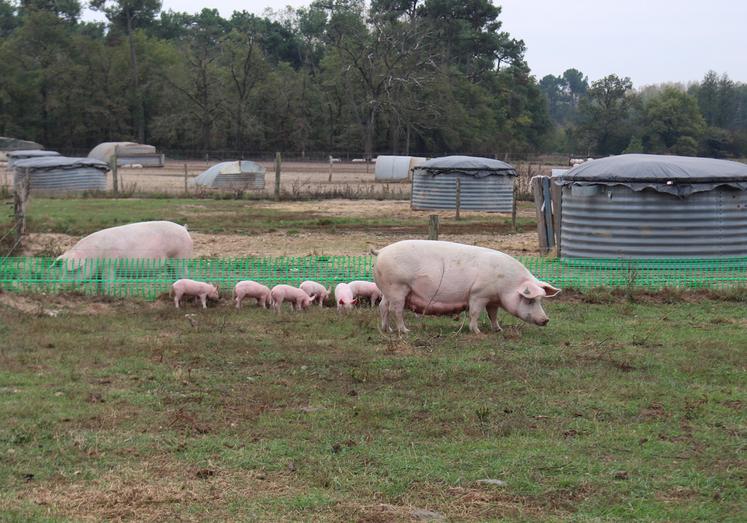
[540, 70, 747, 158]
[1, 1, 745, 160]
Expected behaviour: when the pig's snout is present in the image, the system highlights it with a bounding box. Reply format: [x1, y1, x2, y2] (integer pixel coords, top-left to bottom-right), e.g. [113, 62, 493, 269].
[538, 317, 549, 326]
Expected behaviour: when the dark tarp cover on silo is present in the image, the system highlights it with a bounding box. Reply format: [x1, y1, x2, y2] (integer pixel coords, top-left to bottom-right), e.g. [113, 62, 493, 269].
[556, 154, 747, 196]
[413, 155, 517, 178]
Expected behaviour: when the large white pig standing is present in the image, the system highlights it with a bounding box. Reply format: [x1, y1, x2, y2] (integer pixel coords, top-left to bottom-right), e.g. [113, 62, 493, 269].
[55, 221, 193, 282]
[58, 221, 193, 262]
[373, 240, 560, 334]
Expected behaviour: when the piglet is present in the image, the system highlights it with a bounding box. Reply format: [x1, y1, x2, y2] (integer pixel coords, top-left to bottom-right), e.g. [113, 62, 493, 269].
[234, 280, 272, 309]
[172, 279, 219, 309]
[348, 280, 382, 307]
[271, 284, 311, 312]
[300, 280, 331, 307]
[334, 282, 357, 312]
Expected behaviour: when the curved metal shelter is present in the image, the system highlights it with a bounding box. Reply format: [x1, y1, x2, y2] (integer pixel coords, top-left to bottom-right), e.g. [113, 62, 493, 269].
[193, 161, 266, 190]
[555, 154, 747, 258]
[411, 155, 517, 212]
[14, 157, 109, 193]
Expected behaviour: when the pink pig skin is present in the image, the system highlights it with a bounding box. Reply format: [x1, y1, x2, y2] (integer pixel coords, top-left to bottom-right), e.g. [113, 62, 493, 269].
[348, 280, 382, 307]
[172, 279, 219, 309]
[58, 221, 192, 261]
[234, 281, 272, 309]
[300, 280, 331, 307]
[271, 285, 311, 312]
[373, 240, 560, 334]
[334, 283, 356, 311]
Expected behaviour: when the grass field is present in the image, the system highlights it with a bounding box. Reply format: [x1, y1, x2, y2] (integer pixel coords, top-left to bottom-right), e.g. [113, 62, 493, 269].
[1, 198, 533, 237]
[1, 293, 744, 521]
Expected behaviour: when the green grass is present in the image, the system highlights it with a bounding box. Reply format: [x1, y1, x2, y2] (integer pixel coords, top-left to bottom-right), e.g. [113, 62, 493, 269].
[0, 198, 533, 236]
[0, 296, 744, 521]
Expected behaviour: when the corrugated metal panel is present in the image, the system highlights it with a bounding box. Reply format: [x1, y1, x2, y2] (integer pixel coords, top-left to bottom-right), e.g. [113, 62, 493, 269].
[16, 167, 107, 193]
[411, 173, 514, 212]
[561, 184, 747, 258]
[374, 156, 425, 181]
[210, 172, 265, 190]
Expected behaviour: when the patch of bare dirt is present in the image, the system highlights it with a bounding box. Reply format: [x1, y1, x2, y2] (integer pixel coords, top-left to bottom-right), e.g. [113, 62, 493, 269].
[13, 460, 295, 522]
[0, 291, 137, 316]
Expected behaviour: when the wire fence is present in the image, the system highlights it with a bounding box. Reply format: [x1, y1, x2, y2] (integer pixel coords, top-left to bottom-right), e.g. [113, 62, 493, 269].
[0, 256, 746, 301]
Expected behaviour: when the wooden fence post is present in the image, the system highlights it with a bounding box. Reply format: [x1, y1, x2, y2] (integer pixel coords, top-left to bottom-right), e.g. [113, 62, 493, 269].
[550, 179, 562, 257]
[183, 163, 189, 194]
[428, 214, 439, 240]
[542, 177, 555, 252]
[328, 156, 333, 183]
[14, 169, 30, 243]
[511, 184, 517, 232]
[532, 176, 549, 255]
[111, 155, 119, 195]
[274, 152, 282, 201]
[455, 178, 461, 220]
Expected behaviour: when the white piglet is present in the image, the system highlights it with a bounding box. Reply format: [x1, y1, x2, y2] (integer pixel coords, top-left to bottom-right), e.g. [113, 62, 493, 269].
[172, 279, 219, 309]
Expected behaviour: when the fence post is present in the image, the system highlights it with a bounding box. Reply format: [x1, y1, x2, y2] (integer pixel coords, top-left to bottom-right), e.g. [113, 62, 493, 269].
[274, 152, 282, 201]
[183, 163, 189, 194]
[532, 176, 549, 255]
[111, 154, 119, 195]
[14, 169, 30, 243]
[328, 155, 333, 183]
[542, 177, 555, 252]
[550, 179, 562, 257]
[428, 214, 439, 240]
[455, 178, 461, 220]
[511, 183, 517, 232]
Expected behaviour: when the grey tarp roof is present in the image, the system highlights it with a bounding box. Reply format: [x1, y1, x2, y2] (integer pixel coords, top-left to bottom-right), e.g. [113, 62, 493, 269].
[7, 150, 60, 160]
[0, 137, 43, 151]
[14, 157, 110, 171]
[413, 155, 517, 178]
[556, 154, 747, 196]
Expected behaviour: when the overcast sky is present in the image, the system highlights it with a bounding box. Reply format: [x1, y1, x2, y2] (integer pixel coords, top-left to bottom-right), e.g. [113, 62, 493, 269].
[85, 0, 746, 87]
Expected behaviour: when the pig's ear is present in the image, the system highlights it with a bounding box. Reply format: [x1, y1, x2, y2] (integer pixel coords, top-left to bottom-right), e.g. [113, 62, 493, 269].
[539, 281, 561, 298]
[518, 281, 546, 299]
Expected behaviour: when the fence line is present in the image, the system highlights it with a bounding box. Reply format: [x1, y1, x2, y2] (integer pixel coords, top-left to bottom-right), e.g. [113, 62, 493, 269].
[0, 256, 745, 301]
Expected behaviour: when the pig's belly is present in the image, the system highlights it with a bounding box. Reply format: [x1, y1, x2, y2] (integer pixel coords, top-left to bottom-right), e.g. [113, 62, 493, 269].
[405, 293, 468, 315]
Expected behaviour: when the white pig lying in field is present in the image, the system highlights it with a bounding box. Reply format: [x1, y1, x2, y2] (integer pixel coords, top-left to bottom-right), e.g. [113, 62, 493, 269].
[372, 240, 560, 334]
[172, 279, 219, 309]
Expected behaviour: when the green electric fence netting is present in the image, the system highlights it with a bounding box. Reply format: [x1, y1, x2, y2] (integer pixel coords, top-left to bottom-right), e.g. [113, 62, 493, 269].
[0, 256, 745, 301]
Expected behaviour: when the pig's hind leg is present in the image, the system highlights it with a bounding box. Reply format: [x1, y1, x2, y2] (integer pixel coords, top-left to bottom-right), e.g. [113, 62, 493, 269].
[386, 285, 410, 334]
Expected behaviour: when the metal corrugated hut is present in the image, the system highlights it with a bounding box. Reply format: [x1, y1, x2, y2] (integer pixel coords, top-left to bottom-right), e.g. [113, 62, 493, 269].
[88, 142, 165, 167]
[193, 161, 266, 190]
[14, 157, 109, 193]
[555, 154, 747, 258]
[7, 149, 60, 167]
[411, 156, 517, 212]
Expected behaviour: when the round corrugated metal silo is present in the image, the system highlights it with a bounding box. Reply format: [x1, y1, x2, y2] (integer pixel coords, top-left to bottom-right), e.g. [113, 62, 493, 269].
[411, 156, 517, 212]
[556, 154, 747, 258]
[14, 157, 109, 193]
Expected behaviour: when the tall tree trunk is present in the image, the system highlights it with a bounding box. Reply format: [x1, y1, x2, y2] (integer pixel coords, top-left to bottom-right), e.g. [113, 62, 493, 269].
[126, 13, 145, 143]
[364, 105, 376, 161]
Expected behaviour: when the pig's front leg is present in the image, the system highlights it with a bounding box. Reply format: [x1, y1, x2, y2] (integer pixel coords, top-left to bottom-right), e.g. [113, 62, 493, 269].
[174, 293, 181, 309]
[200, 294, 208, 309]
[486, 304, 502, 332]
[468, 297, 488, 334]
